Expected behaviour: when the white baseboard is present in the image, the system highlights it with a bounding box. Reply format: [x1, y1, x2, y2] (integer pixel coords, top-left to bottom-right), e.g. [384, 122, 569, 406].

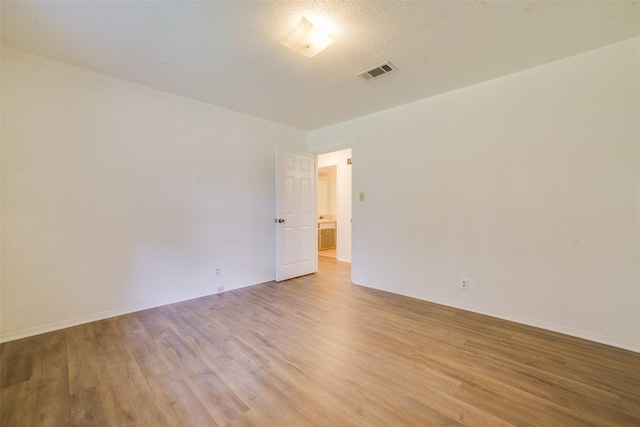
[5, 276, 636, 353]
[0, 276, 275, 343]
[354, 281, 640, 354]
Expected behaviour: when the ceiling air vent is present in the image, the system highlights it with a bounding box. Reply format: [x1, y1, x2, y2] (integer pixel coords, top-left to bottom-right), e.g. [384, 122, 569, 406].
[358, 61, 397, 81]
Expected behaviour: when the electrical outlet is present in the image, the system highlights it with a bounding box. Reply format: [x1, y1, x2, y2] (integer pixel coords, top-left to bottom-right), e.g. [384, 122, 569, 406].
[217, 285, 224, 293]
[461, 279, 469, 290]
[216, 267, 221, 276]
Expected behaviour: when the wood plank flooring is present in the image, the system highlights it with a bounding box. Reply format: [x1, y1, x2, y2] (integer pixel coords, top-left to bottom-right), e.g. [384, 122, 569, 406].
[2, 257, 639, 426]
[318, 248, 336, 258]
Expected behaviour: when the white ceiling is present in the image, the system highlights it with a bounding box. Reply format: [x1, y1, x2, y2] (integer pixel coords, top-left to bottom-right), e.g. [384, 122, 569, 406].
[2, 1, 639, 130]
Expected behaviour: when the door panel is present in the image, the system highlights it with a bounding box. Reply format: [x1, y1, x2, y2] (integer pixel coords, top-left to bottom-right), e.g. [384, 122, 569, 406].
[299, 225, 312, 264]
[275, 150, 316, 281]
[284, 175, 295, 214]
[300, 177, 312, 213]
[283, 227, 295, 267]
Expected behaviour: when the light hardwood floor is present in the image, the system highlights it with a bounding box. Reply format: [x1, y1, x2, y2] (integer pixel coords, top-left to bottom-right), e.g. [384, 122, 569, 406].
[318, 248, 336, 258]
[2, 257, 639, 426]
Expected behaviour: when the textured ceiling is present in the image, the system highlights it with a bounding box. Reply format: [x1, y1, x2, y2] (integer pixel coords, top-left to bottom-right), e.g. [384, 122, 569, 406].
[2, 1, 640, 130]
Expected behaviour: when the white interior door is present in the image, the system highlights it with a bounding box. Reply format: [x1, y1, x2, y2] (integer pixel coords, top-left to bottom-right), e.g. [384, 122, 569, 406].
[275, 150, 316, 281]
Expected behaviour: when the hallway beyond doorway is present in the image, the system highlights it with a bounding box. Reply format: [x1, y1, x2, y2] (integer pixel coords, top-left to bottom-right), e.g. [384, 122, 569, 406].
[318, 248, 336, 259]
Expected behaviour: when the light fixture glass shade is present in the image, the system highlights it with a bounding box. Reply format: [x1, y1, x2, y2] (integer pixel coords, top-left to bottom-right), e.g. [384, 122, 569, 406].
[281, 17, 336, 58]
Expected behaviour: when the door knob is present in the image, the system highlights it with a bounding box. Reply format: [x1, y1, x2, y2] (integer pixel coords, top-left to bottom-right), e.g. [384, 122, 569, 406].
[275, 218, 285, 223]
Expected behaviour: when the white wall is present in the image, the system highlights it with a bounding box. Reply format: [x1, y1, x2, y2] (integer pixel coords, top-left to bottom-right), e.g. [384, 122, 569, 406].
[1, 46, 307, 342]
[317, 149, 352, 263]
[309, 38, 640, 352]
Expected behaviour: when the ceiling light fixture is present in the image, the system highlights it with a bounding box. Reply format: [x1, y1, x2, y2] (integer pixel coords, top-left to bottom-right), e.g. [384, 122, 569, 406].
[281, 17, 336, 58]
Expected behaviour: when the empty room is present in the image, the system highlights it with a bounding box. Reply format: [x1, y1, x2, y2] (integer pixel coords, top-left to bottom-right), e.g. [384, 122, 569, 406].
[1, 1, 639, 426]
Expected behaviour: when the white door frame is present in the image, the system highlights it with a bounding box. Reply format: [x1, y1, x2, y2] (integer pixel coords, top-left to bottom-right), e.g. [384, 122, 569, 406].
[316, 148, 353, 268]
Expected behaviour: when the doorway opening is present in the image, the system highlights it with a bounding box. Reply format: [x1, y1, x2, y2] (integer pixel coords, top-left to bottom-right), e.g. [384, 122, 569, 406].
[317, 148, 352, 266]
